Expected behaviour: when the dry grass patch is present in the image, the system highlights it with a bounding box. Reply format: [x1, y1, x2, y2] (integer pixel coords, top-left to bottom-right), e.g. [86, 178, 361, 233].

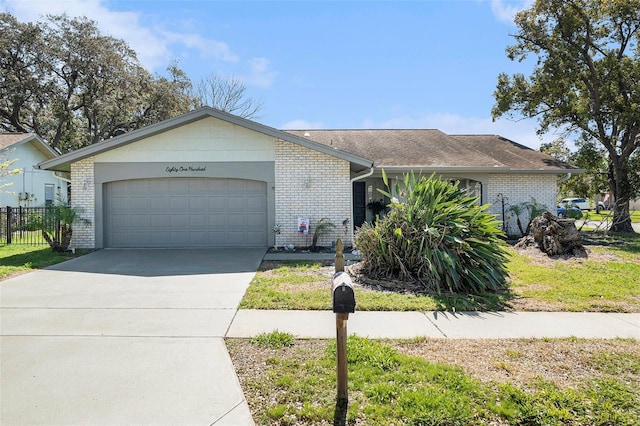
[390, 337, 640, 390]
[227, 336, 640, 425]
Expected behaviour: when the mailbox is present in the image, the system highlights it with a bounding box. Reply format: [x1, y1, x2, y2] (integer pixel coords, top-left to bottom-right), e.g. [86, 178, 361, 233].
[331, 272, 356, 313]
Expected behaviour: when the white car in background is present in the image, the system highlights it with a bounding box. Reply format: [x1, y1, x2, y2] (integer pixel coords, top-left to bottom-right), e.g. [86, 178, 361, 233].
[560, 197, 591, 211]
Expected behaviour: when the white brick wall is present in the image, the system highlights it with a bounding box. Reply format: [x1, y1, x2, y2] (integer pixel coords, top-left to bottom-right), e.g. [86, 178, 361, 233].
[487, 174, 558, 238]
[274, 140, 352, 247]
[70, 157, 95, 248]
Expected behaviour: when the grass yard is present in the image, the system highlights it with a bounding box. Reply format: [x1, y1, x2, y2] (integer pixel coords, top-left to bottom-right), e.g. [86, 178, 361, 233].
[239, 260, 511, 312]
[239, 232, 640, 313]
[583, 210, 640, 223]
[0, 244, 81, 280]
[227, 334, 640, 425]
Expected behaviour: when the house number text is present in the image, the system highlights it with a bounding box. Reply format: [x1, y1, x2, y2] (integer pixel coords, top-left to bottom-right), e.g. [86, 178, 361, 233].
[166, 166, 207, 173]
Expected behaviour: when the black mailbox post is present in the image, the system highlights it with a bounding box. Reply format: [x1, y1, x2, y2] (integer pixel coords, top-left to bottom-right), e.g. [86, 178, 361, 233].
[332, 240, 355, 405]
[332, 272, 356, 314]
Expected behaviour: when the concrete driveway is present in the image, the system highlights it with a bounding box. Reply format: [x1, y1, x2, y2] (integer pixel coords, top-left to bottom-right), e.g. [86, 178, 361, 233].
[1, 248, 265, 425]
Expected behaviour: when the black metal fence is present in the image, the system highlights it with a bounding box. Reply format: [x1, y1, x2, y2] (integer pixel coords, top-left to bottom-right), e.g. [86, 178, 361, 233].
[1, 206, 60, 246]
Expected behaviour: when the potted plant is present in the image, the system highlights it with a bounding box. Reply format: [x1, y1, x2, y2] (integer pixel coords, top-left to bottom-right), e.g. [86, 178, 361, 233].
[366, 200, 387, 219]
[272, 224, 281, 250]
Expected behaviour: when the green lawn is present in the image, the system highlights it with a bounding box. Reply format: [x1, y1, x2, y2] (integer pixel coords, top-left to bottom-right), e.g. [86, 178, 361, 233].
[227, 335, 640, 425]
[507, 247, 640, 312]
[239, 260, 511, 312]
[240, 232, 640, 312]
[0, 244, 80, 280]
[583, 210, 640, 223]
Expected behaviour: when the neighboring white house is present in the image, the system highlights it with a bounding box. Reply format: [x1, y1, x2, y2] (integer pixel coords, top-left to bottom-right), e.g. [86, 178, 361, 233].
[0, 133, 68, 207]
[36, 107, 582, 249]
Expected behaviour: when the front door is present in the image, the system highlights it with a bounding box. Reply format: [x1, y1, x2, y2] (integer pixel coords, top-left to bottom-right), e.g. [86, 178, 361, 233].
[353, 182, 366, 228]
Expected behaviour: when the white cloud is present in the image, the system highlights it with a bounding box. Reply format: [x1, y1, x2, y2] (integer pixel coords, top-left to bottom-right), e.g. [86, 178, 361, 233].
[0, 0, 238, 71]
[360, 112, 559, 150]
[163, 31, 238, 63]
[280, 119, 325, 130]
[238, 57, 278, 88]
[489, 0, 533, 24]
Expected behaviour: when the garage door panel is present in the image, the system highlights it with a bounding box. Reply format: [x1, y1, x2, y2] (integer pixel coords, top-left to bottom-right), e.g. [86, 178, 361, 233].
[208, 196, 226, 210]
[189, 214, 207, 227]
[131, 198, 150, 211]
[246, 195, 266, 211]
[244, 180, 265, 192]
[111, 214, 129, 228]
[246, 212, 266, 227]
[106, 178, 267, 248]
[227, 215, 245, 227]
[130, 215, 150, 228]
[189, 232, 208, 245]
[189, 197, 207, 210]
[226, 231, 246, 245]
[208, 213, 226, 226]
[207, 180, 226, 191]
[109, 197, 130, 211]
[169, 180, 189, 192]
[147, 196, 166, 210]
[227, 180, 247, 192]
[227, 196, 245, 211]
[169, 197, 188, 210]
[247, 231, 267, 245]
[170, 214, 188, 227]
[150, 215, 169, 227]
[148, 233, 166, 246]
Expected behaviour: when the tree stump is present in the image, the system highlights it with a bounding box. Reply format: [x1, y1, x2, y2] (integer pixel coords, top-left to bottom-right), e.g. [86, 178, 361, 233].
[516, 212, 586, 257]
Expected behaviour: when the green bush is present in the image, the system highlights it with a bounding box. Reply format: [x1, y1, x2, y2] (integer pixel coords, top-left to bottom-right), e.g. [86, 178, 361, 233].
[354, 172, 509, 293]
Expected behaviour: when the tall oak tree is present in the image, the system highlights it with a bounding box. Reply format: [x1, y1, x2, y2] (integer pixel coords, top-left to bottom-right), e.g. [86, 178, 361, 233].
[493, 0, 640, 232]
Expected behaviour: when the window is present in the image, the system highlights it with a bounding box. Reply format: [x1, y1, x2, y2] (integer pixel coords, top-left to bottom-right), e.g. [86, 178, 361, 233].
[44, 183, 54, 206]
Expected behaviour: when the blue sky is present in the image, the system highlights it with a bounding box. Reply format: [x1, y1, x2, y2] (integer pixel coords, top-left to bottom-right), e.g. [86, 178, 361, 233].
[2, 0, 558, 149]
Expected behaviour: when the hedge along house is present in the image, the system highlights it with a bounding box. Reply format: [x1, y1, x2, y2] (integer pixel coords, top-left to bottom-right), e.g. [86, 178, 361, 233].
[37, 107, 580, 249]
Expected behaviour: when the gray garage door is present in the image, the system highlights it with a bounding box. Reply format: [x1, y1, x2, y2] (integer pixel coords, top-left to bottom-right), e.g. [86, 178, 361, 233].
[105, 178, 267, 248]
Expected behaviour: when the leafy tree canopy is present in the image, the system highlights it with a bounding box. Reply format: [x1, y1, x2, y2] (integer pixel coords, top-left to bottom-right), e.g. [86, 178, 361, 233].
[0, 13, 199, 152]
[493, 0, 640, 232]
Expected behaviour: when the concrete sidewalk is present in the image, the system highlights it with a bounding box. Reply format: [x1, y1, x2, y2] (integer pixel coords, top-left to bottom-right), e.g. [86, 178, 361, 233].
[227, 310, 640, 339]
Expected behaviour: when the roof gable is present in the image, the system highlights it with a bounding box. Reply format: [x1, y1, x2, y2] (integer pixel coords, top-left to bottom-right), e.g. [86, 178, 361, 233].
[0, 133, 59, 159]
[37, 107, 373, 172]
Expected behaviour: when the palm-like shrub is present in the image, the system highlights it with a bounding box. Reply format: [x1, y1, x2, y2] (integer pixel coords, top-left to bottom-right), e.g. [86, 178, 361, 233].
[354, 172, 509, 294]
[34, 199, 90, 252]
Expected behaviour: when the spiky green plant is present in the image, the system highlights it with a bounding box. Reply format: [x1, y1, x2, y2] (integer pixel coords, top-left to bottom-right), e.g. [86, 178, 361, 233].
[509, 198, 549, 236]
[34, 198, 90, 252]
[310, 217, 336, 251]
[354, 172, 509, 294]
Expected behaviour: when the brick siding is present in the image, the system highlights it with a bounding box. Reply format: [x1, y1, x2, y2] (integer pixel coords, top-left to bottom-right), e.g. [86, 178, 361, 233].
[487, 174, 558, 238]
[274, 140, 352, 248]
[70, 157, 95, 248]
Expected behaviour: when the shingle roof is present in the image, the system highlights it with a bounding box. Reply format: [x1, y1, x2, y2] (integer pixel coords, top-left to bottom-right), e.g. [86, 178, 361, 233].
[285, 130, 579, 172]
[0, 133, 59, 159]
[0, 133, 35, 150]
[451, 135, 577, 171]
